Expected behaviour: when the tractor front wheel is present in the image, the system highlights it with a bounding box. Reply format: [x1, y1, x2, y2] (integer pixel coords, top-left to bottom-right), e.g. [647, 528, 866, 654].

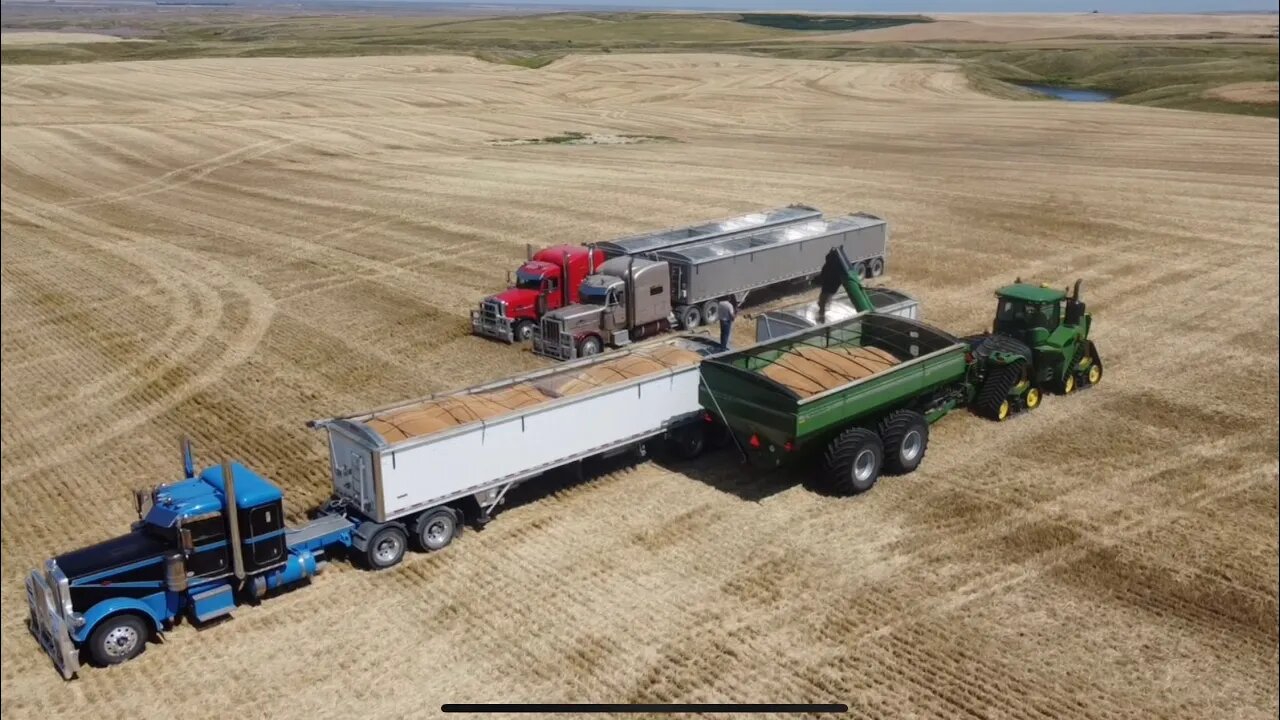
[823, 427, 884, 495]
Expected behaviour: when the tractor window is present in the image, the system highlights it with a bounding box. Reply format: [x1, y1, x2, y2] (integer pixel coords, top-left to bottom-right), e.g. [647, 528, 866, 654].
[185, 514, 225, 545]
[607, 288, 625, 308]
[996, 300, 1026, 323]
[580, 285, 609, 305]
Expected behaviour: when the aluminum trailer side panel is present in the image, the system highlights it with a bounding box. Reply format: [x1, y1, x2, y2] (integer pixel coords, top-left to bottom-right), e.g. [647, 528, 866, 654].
[316, 337, 721, 523]
[663, 219, 887, 307]
[595, 205, 821, 258]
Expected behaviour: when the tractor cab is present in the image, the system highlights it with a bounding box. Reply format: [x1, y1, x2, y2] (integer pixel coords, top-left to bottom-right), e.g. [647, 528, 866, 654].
[992, 279, 1088, 346]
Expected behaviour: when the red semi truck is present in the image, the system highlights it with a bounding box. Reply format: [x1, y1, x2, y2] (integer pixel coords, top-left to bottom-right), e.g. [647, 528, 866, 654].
[471, 205, 822, 344]
[471, 244, 605, 343]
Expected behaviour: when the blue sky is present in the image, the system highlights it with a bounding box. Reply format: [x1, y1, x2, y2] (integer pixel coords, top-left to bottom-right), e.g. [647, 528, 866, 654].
[440, 0, 1279, 11]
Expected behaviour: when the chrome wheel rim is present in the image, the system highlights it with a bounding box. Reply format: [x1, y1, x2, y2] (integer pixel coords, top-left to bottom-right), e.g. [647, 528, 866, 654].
[426, 520, 451, 546]
[901, 431, 922, 462]
[853, 449, 876, 482]
[103, 625, 140, 658]
[375, 536, 402, 563]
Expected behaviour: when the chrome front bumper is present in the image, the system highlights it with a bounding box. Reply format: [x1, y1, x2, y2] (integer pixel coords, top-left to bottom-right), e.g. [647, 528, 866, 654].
[531, 320, 576, 361]
[470, 301, 514, 343]
[26, 561, 80, 680]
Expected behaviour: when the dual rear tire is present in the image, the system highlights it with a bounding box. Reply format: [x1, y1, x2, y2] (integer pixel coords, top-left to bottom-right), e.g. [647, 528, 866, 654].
[822, 409, 929, 495]
[362, 507, 461, 570]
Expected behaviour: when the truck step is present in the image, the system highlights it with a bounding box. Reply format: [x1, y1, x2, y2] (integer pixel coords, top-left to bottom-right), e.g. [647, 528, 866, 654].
[191, 584, 236, 623]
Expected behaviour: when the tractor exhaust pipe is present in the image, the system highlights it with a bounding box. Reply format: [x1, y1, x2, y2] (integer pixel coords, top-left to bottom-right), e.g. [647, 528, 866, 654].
[1072, 279, 1083, 300]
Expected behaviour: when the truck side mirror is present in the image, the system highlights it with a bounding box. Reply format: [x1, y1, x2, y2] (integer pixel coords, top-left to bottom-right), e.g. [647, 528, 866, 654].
[179, 527, 194, 554]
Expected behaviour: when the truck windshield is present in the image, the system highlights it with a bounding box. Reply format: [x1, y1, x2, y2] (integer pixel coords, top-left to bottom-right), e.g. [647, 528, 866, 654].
[515, 270, 544, 291]
[580, 285, 610, 305]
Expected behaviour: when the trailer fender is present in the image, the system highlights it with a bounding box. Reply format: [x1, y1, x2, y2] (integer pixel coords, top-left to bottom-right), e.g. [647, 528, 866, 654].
[350, 521, 401, 553]
[73, 595, 167, 643]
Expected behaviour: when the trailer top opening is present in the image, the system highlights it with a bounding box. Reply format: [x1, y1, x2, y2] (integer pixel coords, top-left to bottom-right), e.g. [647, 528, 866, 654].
[595, 204, 821, 257]
[655, 212, 885, 266]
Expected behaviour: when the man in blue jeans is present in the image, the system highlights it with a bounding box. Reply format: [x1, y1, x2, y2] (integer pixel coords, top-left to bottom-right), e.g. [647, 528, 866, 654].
[717, 297, 736, 349]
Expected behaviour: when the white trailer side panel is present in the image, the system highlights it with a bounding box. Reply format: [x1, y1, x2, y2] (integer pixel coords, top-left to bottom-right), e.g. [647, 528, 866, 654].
[373, 367, 703, 521]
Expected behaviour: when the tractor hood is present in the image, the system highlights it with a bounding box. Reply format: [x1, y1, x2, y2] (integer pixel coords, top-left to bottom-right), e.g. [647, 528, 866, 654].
[53, 530, 170, 583]
[489, 287, 540, 317]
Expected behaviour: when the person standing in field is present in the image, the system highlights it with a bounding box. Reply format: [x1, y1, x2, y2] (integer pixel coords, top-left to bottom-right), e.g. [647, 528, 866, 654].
[717, 297, 736, 349]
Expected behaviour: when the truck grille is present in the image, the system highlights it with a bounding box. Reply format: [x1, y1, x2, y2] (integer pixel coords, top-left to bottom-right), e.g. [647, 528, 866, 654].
[470, 299, 514, 343]
[533, 317, 576, 360]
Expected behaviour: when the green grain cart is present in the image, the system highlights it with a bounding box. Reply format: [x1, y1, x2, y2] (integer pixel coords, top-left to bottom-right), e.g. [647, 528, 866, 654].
[696, 249, 1101, 495]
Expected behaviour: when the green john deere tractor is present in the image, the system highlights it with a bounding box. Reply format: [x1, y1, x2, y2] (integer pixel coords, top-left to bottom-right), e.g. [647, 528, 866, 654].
[965, 278, 1102, 421]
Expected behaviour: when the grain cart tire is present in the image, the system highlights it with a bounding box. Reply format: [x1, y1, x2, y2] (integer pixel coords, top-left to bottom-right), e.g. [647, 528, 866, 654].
[869, 257, 885, 277]
[513, 320, 536, 343]
[666, 423, 707, 460]
[678, 305, 702, 330]
[87, 613, 149, 667]
[578, 335, 603, 357]
[975, 362, 1023, 422]
[878, 409, 929, 475]
[364, 525, 408, 570]
[702, 300, 721, 325]
[823, 427, 884, 495]
[414, 508, 458, 552]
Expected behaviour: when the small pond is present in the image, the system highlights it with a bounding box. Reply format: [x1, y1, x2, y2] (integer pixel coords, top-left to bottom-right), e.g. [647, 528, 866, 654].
[1018, 83, 1116, 103]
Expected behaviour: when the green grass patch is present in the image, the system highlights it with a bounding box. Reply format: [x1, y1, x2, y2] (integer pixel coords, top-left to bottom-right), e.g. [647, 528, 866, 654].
[736, 13, 931, 33]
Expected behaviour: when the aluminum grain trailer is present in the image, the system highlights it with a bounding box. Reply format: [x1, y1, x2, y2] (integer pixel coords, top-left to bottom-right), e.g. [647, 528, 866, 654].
[755, 287, 920, 342]
[308, 335, 724, 560]
[654, 213, 889, 330]
[594, 204, 821, 259]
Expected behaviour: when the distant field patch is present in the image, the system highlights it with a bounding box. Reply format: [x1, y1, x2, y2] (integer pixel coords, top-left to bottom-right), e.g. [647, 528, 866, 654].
[735, 13, 932, 32]
[1207, 81, 1278, 106]
[0, 32, 150, 46]
[489, 131, 677, 146]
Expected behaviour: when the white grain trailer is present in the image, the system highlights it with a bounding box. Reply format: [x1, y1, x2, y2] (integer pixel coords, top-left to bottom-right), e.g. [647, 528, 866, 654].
[754, 287, 920, 342]
[306, 335, 724, 566]
[594, 204, 822, 259]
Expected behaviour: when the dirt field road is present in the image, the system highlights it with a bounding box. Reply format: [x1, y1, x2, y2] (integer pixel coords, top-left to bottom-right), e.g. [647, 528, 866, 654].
[2, 53, 1277, 719]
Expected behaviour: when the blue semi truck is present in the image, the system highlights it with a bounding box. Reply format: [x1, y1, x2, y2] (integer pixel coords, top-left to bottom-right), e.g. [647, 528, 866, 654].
[25, 441, 362, 680]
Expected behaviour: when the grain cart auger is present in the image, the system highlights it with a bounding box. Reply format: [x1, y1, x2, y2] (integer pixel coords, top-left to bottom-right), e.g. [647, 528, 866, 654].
[964, 277, 1102, 421]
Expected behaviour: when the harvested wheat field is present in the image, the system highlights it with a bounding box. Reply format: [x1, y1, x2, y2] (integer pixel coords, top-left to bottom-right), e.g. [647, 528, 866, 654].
[1, 52, 1277, 719]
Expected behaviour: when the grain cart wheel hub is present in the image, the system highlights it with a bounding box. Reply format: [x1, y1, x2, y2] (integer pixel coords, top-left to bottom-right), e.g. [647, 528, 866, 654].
[854, 450, 877, 482]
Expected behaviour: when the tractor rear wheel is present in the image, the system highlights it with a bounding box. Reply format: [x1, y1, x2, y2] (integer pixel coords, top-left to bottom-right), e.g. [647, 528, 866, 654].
[823, 427, 884, 495]
[878, 410, 929, 475]
[975, 363, 1023, 421]
[1083, 342, 1103, 387]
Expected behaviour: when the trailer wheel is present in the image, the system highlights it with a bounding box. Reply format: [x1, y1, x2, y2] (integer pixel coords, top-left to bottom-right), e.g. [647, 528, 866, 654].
[578, 335, 602, 357]
[852, 261, 868, 279]
[823, 427, 884, 495]
[364, 525, 407, 570]
[878, 410, 929, 475]
[702, 300, 720, 325]
[513, 320, 536, 343]
[87, 613, 149, 667]
[667, 424, 707, 460]
[678, 305, 702, 329]
[414, 509, 458, 552]
[869, 257, 885, 277]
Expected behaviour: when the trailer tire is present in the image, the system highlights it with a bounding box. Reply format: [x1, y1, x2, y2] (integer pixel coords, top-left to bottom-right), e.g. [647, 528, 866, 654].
[869, 257, 885, 277]
[878, 409, 929, 475]
[578, 335, 602, 357]
[87, 613, 149, 667]
[666, 424, 707, 460]
[414, 508, 458, 552]
[363, 525, 408, 570]
[702, 300, 720, 325]
[975, 362, 1023, 421]
[823, 427, 884, 495]
[852, 261, 868, 279]
[513, 320, 536, 343]
[677, 305, 702, 330]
